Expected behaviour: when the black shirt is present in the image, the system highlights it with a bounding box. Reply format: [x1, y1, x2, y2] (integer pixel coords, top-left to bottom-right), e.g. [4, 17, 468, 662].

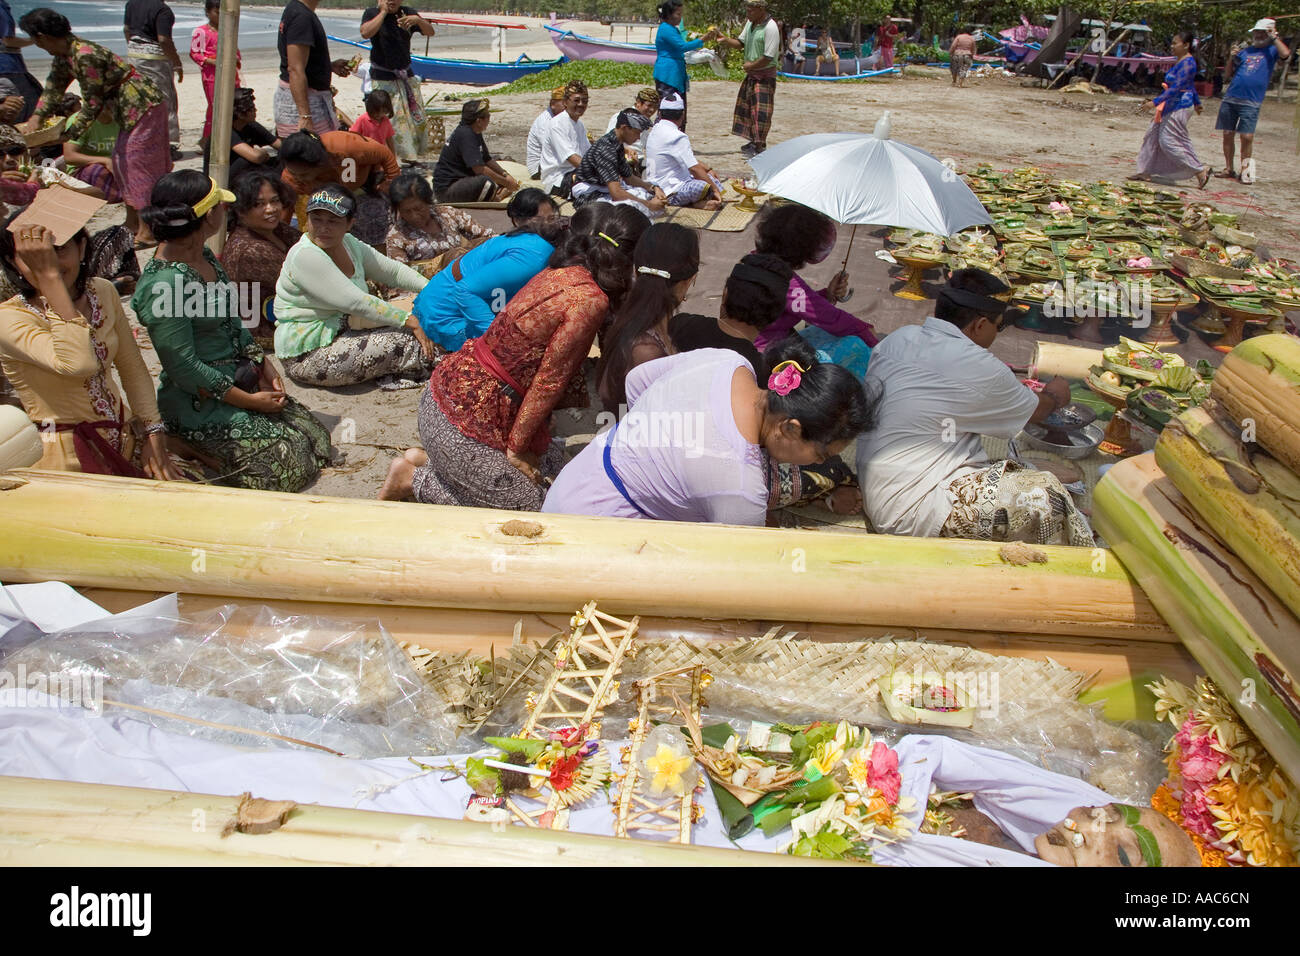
[124, 0, 175, 43]
[361, 5, 419, 79]
[669, 313, 762, 369]
[232, 120, 277, 159]
[433, 123, 490, 191]
[278, 0, 332, 90]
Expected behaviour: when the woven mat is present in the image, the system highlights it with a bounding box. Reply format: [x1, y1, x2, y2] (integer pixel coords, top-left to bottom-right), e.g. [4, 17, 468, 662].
[660, 201, 760, 232]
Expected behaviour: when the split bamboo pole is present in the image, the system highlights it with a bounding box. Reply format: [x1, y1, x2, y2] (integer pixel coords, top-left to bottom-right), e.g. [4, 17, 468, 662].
[0, 470, 1172, 640]
[206, 0, 241, 255]
[0, 776, 840, 866]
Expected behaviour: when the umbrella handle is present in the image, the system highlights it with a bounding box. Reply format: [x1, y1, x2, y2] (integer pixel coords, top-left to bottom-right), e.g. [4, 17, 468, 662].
[835, 225, 857, 302]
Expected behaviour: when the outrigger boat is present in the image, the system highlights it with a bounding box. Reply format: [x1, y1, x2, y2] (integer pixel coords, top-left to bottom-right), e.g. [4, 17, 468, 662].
[543, 24, 658, 65]
[329, 35, 563, 86]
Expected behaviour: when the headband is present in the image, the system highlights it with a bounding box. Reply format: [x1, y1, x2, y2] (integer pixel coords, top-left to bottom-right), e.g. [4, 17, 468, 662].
[768, 359, 807, 396]
[936, 284, 1008, 315]
[192, 178, 236, 219]
[598, 232, 619, 247]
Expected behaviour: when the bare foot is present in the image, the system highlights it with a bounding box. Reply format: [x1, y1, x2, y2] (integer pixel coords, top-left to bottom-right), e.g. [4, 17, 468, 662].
[378, 455, 416, 500]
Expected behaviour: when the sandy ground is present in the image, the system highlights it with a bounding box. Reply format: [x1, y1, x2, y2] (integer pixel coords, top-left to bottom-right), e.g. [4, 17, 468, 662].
[55, 15, 1298, 500]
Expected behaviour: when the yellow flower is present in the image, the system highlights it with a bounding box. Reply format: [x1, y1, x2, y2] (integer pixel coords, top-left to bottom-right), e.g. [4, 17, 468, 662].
[846, 749, 871, 790]
[807, 740, 845, 778]
[645, 743, 695, 797]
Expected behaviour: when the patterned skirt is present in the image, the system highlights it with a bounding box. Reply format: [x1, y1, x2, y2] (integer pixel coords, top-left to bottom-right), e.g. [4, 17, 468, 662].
[411, 385, 563, 511]
[1136, 107, 1204, 182]
[112, 104, 172, 210]
[281, 327, 430, 388]
[182, 397, 331, 493]
[372, 74, 428, 161]
[731, 72, 777, 146]
[940, 459, 1094, 547]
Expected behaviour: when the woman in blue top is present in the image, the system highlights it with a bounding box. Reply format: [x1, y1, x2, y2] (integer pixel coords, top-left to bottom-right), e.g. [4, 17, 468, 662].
[653, 2, 717, 132]
[1131, 32, 1210, 188]
[412, 188, 567, 352]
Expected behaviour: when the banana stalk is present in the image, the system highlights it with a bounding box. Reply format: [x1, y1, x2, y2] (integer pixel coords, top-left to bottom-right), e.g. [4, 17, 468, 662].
[1211, 333, 1300, 475]
[1155, 401, 1300, 621]
[1093, 455, 1300, 785]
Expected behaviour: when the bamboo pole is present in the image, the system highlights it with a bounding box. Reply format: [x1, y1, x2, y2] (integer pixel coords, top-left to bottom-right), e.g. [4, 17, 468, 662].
[0, 470, 1172, 640]
[0, 776, 840, 867]
[206, 0, 241, 255]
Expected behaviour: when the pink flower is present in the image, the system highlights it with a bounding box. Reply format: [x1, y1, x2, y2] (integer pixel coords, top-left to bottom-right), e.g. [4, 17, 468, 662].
[1180, 787, 1219, 842]
[866, 741, 902, 804]
[1175, 723, 1225, 785]
[1127, 256, 1153, 269]
[1048, 201, 1071, 213]
[768, 361, 804, 396]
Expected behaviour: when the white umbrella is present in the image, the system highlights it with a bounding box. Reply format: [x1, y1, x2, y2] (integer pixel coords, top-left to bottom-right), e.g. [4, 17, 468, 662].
[746, 122, 992, 235]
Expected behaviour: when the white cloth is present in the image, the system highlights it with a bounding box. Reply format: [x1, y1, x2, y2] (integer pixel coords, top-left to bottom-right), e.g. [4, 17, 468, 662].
[544, 349, 769, 525]
[645, 118, 699, 197]
[540, 111, 588, 191]
[604, 111, 649, 160]
[525, 108, 553, 176]
[856, 318, 1040, 537]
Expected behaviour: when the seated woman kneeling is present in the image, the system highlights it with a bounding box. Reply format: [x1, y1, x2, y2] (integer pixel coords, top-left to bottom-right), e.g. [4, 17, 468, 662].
[273, 184, 434, 388]
[544, 337, 874, 524]
[132, 170, 331, 492]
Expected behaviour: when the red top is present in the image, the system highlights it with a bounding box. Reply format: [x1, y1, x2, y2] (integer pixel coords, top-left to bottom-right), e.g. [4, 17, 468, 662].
[429, 266, 607, 456]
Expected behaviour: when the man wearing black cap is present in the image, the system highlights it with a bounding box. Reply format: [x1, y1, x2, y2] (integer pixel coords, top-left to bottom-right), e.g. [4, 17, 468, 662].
[570, 108, 666, 215]
[432, 98, 520, 203]
[856, 268, 1093, 546]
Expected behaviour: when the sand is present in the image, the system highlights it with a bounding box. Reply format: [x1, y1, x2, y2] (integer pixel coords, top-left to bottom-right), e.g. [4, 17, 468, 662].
[46, 13, 1298, 500]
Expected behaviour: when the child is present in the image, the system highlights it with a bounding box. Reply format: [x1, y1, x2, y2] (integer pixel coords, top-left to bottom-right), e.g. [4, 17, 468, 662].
[191, 0, 242, 148]
[350, 90, 397, 158]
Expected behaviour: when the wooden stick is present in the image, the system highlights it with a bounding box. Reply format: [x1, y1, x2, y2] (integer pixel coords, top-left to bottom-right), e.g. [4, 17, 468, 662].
[101, 699, 345, 756]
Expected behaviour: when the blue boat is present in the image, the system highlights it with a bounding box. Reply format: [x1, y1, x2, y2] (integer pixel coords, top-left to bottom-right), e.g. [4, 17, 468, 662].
[329, 36, 564, 86]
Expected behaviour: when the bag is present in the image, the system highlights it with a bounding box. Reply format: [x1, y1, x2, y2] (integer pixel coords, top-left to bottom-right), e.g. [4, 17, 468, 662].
[233, 358, 260, 393]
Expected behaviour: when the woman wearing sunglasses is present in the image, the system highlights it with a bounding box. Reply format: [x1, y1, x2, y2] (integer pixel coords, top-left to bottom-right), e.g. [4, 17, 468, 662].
[855, 268, 1092, 547]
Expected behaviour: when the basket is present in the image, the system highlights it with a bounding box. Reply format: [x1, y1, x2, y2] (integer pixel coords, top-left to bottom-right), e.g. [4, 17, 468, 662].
[1212, 223, 1257, 248]
[1177, 224, 1210, 246]
[22, 117, 65, 149]
[1169, 253, 1249, 280]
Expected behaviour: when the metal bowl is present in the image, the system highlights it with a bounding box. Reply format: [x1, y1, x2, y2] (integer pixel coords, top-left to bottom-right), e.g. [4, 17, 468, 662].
[1018, 422, 1105, 459]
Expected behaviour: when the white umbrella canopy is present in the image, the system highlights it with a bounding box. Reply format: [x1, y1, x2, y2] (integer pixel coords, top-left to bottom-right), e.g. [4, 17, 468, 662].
[747, 130, 992, 236]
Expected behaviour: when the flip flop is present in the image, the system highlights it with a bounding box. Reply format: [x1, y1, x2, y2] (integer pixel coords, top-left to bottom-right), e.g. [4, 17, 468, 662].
[1196, 168, 1212, 189]
[1213, 168, 1237, 180]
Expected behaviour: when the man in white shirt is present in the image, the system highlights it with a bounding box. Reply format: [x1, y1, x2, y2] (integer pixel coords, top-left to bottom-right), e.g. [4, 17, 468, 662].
[540, 80, 591, 197]
[717, 0, 781, 156]
[526, 85, 564, 180]
[645, 92, 722, 208]
[856, 269, 1093, 546]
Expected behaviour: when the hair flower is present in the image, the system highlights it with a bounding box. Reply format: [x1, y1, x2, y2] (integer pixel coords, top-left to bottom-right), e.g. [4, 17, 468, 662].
[768, 360, 806, 396]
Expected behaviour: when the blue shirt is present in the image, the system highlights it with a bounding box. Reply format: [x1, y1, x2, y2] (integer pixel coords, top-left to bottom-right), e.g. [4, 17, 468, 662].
[654, 22, 704, 93]
[1224, 44, 1279, 105]
[413, 232, 554, 351]
[0, 1, 28, 75]
[1152, 55, 1199, 112]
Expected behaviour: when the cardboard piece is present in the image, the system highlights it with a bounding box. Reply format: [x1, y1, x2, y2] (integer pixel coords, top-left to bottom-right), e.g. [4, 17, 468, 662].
[6, 185, 106, 246]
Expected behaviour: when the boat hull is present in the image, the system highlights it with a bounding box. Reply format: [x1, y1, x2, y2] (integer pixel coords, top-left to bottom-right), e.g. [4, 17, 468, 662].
[543, 24, 658, 65]
[329, 35, 562, 86]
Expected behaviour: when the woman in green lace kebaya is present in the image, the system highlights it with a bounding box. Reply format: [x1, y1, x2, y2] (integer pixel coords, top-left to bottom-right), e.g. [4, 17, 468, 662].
[132, 170, 332, 492]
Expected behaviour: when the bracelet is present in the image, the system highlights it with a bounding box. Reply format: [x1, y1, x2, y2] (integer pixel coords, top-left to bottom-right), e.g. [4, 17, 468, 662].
[145, 422, 167, 436]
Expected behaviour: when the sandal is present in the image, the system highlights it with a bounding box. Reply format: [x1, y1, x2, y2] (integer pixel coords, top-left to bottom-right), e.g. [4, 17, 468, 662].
[1213, 168, 1237, 180]
[1196, 168, 1211, 189]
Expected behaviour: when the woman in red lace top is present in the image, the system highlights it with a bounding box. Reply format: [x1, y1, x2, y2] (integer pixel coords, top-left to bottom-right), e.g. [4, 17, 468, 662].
[379, 202, 649, 509]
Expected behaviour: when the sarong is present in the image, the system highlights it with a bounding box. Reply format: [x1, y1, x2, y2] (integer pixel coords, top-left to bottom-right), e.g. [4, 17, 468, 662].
[371, 72, 427, 161]
[183, 398, 331, 493]
[73, 162, 121, 204]
[410, 385, 563, 510]
[1135, 106, 1204, 182]
[940, 459, 1094, 547]
[273, 80, 340, 138]
[280, 326, 429, 387]
[731, 72, 776, 147]
[111, 104, 172, 209]
[127, 47, 180, 145]
[950, 52, 973, 80]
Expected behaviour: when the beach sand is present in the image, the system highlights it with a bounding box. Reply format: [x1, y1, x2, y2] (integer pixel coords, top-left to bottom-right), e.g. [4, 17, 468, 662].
[40, 13, 1298, 501]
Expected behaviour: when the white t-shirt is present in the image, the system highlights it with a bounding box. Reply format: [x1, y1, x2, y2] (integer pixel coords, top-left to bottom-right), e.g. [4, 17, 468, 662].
[525, 108, 553, 175]
[738, 18, 781, 60]
[540, 111, 589, 190]
[644, 118, 698, 196]
[605, 110, 650, 159]
[855, 318, 1040, 537]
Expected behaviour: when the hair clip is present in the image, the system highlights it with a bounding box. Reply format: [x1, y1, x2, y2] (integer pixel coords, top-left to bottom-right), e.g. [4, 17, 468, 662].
[768, 360, 807, 396]
[637, 266, 671, 278]
[598, 232, 619, 247]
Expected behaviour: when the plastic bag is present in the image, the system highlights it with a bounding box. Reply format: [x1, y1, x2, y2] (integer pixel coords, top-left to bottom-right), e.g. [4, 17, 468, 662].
[0, 603, 465, 758]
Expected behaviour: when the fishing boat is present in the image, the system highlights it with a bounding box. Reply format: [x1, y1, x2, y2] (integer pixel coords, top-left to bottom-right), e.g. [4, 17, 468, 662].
[329, 35, 563, 86]
[543, 24, 658, 65]
[779, 61, 900, 81]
